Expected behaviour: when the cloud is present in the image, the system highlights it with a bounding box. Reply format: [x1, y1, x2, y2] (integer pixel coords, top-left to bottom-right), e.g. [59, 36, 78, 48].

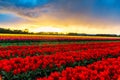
[0, 0, 120, 27]
[0, 0, 50, 18]
[0, 0, 94, 19]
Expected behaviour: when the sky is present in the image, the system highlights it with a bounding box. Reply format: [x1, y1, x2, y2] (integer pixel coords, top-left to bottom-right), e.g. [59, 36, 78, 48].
[0, 0, 120, 34]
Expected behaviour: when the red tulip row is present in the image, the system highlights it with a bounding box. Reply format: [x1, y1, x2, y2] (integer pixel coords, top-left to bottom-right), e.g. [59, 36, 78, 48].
[0, 42, 119, 51]
[0, 42, 120, 59]
[37, 57, 120, 80]
[0, 35, 120, 41]
[0, 42, 120, 79]
[0, 43, 120, 75]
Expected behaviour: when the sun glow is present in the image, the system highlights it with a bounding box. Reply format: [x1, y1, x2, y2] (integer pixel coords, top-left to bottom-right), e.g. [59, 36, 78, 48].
[31, 26, 63, 33]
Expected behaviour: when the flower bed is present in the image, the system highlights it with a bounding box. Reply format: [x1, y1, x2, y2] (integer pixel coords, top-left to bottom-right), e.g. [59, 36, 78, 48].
[0, 42, 119, 59]
[0, 42, 120, 80]
[37, 57, 120, 80]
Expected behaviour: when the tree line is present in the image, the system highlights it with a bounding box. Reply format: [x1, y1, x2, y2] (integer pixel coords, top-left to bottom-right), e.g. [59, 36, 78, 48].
[0, 28, 29, 34]
[0, 28, 119, 37]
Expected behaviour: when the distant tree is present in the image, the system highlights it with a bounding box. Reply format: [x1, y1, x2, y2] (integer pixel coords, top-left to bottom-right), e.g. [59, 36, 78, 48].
[0, 28, 30, 34]
[24, 29, 29, 33]
[67, 33, 78, 36]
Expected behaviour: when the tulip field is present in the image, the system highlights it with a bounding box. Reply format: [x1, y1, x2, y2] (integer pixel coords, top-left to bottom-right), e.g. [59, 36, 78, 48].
[0, 34, 120, 80]
[0, 34, 120, 46]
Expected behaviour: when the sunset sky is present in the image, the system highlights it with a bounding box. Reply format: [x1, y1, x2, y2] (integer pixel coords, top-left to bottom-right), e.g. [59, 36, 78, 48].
[0, 0, 120, 34]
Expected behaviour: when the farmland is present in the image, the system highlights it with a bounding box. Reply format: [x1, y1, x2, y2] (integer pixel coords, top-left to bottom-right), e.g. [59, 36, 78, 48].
[0, 34, 120, 46]
[0, 34, 120, 80]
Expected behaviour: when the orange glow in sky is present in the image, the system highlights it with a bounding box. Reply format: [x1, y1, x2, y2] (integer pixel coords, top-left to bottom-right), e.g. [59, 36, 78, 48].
[0, 0, 120, 34]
